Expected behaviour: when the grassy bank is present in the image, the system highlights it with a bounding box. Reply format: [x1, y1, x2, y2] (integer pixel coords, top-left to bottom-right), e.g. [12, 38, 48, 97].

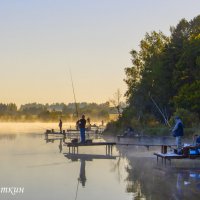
[104, 122, 200, 138]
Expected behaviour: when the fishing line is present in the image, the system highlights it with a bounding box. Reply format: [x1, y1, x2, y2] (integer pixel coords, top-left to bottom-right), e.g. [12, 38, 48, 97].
[69, 68, 79, 120]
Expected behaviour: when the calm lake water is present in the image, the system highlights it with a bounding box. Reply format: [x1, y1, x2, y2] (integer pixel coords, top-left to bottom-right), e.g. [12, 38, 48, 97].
[0, 123, 200, 200]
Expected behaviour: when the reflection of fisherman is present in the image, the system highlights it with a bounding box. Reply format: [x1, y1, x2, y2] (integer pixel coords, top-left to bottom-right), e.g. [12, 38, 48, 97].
[175, 173, 184, 200]
[79, 115, 86, 143]
[59, 138, 62, 153]
[59, 119, 63, 133]
[78, 159, 86, 187]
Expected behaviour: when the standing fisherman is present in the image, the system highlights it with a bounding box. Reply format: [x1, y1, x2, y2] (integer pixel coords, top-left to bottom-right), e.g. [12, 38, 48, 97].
[79, 115, 86, 143]
[59, 119, 63, 133]
[172, 116, 184, 154]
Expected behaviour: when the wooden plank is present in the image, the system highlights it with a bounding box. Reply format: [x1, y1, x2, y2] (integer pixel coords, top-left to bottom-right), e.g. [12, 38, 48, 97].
[154, 152, 186, 159]
[65, 142, 116, 147]
[117, 143, 175, 146]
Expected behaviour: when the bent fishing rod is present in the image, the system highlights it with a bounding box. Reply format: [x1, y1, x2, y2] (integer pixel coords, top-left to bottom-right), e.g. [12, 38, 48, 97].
[148, 92, 171, 127]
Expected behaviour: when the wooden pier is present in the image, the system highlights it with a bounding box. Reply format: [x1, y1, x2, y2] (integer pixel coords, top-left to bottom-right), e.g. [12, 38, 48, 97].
[154, 152, 186, 164]
[117, 143, 176, 151]
[64, 142, 116, 154]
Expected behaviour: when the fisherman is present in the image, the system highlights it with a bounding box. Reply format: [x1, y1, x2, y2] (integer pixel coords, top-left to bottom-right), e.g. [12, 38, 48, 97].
[172, 116, 184, 154]
[87, 117, 91, 131]
[193, 134, 200, 146]
[123, 126, 134, 136]
[76, 120, 80, 130]
[59, 119, 63, 133]
[79, 115, 86, 143]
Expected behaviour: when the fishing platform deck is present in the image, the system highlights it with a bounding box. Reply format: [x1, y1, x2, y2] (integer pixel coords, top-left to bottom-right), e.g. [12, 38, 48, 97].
[64, 141, 116, 154]
[154, 152, 186, 164]
[117, 135, 142, 141]
[154, 145, 200, 164]
[45, 129, 101, 136]
[117, 143, 176, 151]
[117, 134, 172, 141]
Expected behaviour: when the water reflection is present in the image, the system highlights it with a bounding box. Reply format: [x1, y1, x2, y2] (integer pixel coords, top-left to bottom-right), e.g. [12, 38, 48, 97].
[0, 123, 131, 200]
[44, 134, 64, 153]
[64, 153, 117, 188]
[0, 133, 17, 140]
[117, 144, 200, 200]
[79, 159, 86, 187]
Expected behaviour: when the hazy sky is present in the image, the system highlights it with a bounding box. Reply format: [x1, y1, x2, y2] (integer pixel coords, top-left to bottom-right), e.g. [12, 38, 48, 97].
[0, 0, 200, 106]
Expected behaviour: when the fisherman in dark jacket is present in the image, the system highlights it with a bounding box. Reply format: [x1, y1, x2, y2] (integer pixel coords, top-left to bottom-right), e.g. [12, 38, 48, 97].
[79, 115, 86, 143]
[59, 119, 63, 133]
[172, 116, 184, 154]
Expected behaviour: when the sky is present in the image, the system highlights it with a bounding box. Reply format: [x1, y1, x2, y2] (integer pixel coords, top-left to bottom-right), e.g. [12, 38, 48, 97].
[0, 0, 200, 106]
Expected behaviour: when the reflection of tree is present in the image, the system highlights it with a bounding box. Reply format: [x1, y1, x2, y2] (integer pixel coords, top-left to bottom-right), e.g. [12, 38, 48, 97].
[123, 157, 178, 199]
[121, 152, 200, 200]
[110, 157, 123, 182]
[126, 181, 146, 200]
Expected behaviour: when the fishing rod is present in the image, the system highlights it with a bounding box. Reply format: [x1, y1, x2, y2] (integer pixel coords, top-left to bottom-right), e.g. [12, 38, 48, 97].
[69, 69, 79, 119]
[148, 93, 171, 127]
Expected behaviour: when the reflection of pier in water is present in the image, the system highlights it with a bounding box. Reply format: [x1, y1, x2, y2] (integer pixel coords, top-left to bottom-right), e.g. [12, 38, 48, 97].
[44, 135, 64, 153]
[64, 153, 117, 188]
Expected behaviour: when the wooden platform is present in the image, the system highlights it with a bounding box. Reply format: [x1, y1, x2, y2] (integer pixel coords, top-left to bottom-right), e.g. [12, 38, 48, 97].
[154, 145, 200, 164]
[45, 132, 64, 135]
[64, 142, 116, 154]
[154, 152, 186, 164]
[117, 135, 141, 141]
[117, 143, 176, 151]
[45, 129, 100, 136]
[117, 135, 172, 141]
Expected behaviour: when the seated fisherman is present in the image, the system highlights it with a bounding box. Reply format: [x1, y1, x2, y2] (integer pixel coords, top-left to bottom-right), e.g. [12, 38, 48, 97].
[196, 135, 200, 145]
[193, 134, 200, 146]
[181, 135, 200, 157]
[123, 126, 134, 136]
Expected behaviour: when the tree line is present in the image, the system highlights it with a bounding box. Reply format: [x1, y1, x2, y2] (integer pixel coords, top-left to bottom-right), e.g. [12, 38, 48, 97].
[0, 102, 117, 122]
[107, 15, 200, 134]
